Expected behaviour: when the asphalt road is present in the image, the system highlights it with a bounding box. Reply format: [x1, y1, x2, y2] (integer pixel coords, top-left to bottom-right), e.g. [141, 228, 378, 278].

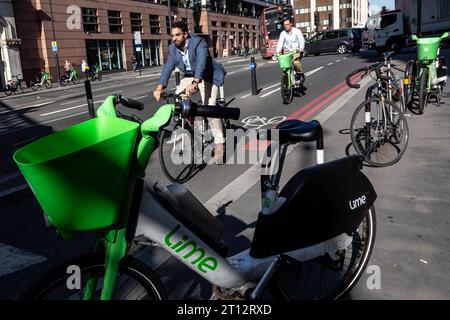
[1, 49, 450, 300]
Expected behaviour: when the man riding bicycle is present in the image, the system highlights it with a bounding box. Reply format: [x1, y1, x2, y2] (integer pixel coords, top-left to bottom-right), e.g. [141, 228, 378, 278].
[153, 21, 226, 162]
[276, 18, 305, 81]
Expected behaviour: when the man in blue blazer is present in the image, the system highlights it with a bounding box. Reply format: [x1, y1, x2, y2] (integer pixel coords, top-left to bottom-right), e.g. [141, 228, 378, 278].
[153, 21, 226, 162]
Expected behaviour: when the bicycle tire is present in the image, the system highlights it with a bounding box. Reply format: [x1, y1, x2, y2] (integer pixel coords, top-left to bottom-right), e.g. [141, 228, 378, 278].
[30, 81, 39, 91]
[72, 76, 80, 85]
[404, 60, 416, 109]
[45, 80, 52, 89]
[281, 74, 293, 104]
[18, 253, 167, 300]
[159, 122, 195, 183]
[418, 68, 428, 115]
[269, 207, 376, 300]
[4, 86, 13, 96]
[350, 97, 409, 167]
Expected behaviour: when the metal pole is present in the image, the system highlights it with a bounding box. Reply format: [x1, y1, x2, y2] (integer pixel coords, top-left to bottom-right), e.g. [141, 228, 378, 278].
[49, 0, 61, 86]
[168, 0, 172, 31]
[85, 80, 95, 118]
[417, 0, 422, 37]
[250, 57, 258, 95]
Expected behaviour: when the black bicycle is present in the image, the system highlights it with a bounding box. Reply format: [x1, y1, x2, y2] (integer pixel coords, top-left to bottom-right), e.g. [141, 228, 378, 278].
[4, 74, 27, 96]
[158, 92, 231, 183]
[346, 53, 409, 167]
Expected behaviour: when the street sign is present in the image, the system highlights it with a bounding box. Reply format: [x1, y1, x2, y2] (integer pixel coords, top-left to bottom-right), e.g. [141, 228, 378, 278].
[134, 31, 142, 45]
[135, 45, 142, 52]
[51, 41, 58, 52]
[249, 63, 256, 70]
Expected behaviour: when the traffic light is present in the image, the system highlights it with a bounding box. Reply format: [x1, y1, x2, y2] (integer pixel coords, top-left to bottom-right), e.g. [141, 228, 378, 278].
[277, 8, 283, 21]
[314, 11, 320, 26]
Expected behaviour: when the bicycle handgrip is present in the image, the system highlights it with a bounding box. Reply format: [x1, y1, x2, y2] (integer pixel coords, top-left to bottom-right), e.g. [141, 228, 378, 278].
[120, 96, 144, 111]
[189, 104, 240, 120]
[346, 67, 367, 89]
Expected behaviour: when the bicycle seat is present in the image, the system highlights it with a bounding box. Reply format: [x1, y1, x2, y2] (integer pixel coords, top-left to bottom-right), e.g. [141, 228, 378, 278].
[275, 119, 323, 144]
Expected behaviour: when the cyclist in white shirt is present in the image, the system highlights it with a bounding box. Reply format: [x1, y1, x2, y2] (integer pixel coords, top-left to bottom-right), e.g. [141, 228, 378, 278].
[276, 18, 305, 79]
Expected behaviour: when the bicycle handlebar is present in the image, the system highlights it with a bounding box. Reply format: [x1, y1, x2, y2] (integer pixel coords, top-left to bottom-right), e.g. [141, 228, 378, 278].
[187, 104, 240, 120]
[117, 94, 144, 111]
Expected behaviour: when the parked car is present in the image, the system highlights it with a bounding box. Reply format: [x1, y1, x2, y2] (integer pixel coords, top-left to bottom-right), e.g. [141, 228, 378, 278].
[304, 28, 362, 56]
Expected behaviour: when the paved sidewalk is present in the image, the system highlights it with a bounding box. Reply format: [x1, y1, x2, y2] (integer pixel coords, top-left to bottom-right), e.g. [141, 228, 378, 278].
[0, 54, 262, 101]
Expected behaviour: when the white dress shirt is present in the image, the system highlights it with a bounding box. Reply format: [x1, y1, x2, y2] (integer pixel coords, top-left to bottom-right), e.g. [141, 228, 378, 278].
[177, 39, 193, 75]
[276, 27, 305, 53]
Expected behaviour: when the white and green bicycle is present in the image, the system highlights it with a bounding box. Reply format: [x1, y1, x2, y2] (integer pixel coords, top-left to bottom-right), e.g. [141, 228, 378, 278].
[15, 93, 377, 300]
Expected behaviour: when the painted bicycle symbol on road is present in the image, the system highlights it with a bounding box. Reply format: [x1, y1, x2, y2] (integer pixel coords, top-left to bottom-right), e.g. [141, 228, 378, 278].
[241, 116, 287, 130]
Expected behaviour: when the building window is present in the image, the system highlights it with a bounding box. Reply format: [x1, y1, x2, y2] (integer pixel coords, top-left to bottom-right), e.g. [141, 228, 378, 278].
[317, 6, 327, 12]
[340, 3, 352, 9]
[327, 5, 334, 11]
[150, 15, 160, 34]
[86, 39, 123, 71]
[212, 21, 218, 27]
[299, 8, 311, 14]
[252, 25, 256, 30]
[108, 10, 122, 33]
[440, 0, 450, 19]
[320, 19, 329, 25]
[297, 21, 310, 28]
[221, 21, 227, 27]
[230, 23, 235, 28]
[134, 40, 161, 67]
[130, 12, 143, 33]
[82, 8, 99, 33]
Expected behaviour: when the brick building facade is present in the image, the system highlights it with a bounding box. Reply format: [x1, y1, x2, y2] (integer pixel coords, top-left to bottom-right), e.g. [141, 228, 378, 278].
[11, 0, 273, 83]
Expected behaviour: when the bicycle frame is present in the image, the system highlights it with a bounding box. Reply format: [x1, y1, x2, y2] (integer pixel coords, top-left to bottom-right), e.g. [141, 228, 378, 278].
[84, 96, 352, 299]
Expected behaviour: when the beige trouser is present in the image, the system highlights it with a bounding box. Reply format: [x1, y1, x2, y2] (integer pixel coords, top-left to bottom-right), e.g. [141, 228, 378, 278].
[176, 77, 225, 144]
[292, 51, 303, 74]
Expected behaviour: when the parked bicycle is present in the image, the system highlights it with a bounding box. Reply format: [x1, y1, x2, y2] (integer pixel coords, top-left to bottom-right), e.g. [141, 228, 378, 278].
[277, 51, 305, 104]
[404, 32, 449, 114]
[158, 92, 231, 183]
[30, 71, 52, 91]
[60, 68, 80, 86]
[346, 52, 409, 167]
[91, 64, 103, 82]
[15, 93, 377, 300]
[3, 74, 27, 96]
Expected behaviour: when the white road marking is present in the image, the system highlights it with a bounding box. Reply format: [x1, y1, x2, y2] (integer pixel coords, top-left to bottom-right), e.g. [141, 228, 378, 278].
[327, 63, 333, 66]
[343, 57, 347, 60]
[60, 91, 122, 105]
[40, 100, 103, 117]
[0, 243, 47, 278]
[262, 83, 280, 91]
[0, 172, 22, 184]
[240, 93, 252, 99]
[336, 59, 341, 62]
[227, 71, 237, 75]
[204, 75, 373, 215]
[260, 88, 279, 98]
[305, 66, 324, 76]
[133, 95, 149, 100]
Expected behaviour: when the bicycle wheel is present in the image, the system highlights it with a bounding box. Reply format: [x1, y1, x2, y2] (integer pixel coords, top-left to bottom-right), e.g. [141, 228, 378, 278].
[281, 73, 293, 104]
[270, 207, 376, 300]
[159, 121, 195, 183]
[404, 60, 416, 109]
[350, 97, 409, 167]
[45, 80, 52, 89]
[30, 81, 39, 91]
[19, 253, 167, 300]
[72, 76, 80, 85]
[4, 85, 13, 96]
[418, 68, 428, 115]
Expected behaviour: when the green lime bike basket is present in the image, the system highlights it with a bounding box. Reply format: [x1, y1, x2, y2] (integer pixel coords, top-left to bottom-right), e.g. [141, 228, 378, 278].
[416, 37, 441, 62]
[278, 52, 294, 70]
[13, 117, 140, 232]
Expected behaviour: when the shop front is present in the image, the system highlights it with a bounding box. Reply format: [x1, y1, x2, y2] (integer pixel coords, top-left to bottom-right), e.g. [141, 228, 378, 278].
[134, 40, 162, 68]
[86, 39, 124, 71]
